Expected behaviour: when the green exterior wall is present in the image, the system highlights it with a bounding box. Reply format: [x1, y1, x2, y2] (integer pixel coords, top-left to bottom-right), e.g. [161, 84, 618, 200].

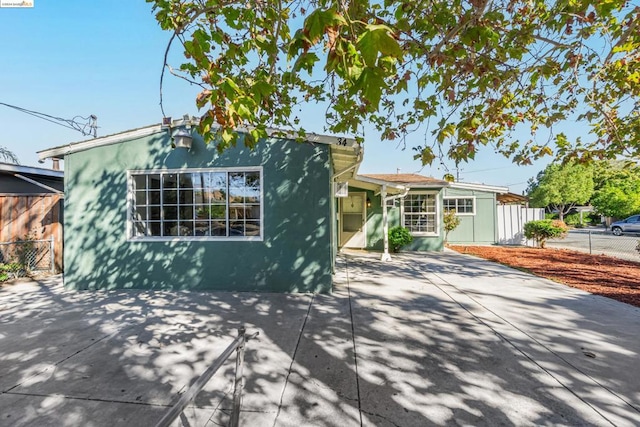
[348, 185, 500, 251]
[353, 187, 445, 252]
[63, 131, 333, 293]
[443, 187, 498, 244]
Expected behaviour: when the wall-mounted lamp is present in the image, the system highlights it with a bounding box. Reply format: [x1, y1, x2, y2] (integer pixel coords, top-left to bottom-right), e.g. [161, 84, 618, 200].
[366, 197, 372, 209]
[172, 127, 193, 149]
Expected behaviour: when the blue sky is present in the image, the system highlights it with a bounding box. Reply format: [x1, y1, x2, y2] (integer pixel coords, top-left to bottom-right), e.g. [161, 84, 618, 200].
[0, 1, 550, 194]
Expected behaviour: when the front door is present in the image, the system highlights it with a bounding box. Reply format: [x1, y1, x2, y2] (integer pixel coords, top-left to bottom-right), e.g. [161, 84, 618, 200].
[340, 192, 366, 248]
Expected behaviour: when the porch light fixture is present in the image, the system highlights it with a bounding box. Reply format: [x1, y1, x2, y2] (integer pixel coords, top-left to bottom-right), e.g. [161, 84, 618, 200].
[366, 197, 372, 208]
[172, 127, 193, 149]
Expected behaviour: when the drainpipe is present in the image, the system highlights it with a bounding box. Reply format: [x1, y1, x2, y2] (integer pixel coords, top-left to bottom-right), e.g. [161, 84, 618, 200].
[381, 186, 409, 262]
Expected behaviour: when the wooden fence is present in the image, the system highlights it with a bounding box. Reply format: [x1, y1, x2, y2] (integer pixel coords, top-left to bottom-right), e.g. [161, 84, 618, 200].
[0, 194, 63, 272]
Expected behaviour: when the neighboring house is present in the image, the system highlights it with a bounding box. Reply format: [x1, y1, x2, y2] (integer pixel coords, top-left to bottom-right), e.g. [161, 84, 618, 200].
[38, 118, 361, 293]
[0, 162, 64, 272]
[342, 174, 509, 257]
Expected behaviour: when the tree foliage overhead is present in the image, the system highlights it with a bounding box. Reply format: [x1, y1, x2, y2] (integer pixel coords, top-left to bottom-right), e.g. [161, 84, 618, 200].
[527, 161, 594, 220]
[148, 0, 640, 165]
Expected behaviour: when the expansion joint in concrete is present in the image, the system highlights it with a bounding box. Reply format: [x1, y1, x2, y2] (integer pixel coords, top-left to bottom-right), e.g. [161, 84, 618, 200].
[344, 256, 364, 427]
[271, 294, 315, 427]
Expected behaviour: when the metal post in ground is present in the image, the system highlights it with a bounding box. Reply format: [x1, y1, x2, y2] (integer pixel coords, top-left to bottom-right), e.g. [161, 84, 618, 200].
[50, 236, 55, 273]
[230, 326, 247, 427]
[588, 230, 592, 255]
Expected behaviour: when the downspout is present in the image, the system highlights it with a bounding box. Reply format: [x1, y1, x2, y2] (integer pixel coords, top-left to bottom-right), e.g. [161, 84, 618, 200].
[380, 186, 409, 261]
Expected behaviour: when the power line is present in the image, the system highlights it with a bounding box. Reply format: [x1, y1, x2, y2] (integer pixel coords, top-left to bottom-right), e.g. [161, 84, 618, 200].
[0, 102, 98, 137]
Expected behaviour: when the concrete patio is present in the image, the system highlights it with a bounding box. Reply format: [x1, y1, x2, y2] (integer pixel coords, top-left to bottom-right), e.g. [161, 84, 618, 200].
[1, 251, 639, 426]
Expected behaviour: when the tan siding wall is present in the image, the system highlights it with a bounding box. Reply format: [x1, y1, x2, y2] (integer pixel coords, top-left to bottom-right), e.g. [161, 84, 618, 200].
[0, 195, 64, 272]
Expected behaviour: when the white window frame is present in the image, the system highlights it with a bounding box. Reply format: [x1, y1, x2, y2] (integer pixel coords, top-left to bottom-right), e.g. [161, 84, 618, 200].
[126, 166, 264, 242]
[443, 196, 476, 216]
[401, 192, 440, 236]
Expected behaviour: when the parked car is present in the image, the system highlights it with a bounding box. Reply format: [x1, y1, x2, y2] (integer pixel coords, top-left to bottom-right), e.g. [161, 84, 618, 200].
[611, 215, 640, 236]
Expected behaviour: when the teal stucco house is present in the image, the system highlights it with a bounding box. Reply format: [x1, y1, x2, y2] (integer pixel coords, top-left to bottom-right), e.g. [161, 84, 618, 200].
[38, 118, 511, 293]
[38, 118, 361, 293]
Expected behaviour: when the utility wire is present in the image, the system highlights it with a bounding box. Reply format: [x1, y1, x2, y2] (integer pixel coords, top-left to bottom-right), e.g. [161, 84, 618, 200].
[0, 102, 98, 137]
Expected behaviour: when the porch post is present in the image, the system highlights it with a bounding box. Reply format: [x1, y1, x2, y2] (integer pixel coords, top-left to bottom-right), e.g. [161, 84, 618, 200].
[381, 185, 392, 261]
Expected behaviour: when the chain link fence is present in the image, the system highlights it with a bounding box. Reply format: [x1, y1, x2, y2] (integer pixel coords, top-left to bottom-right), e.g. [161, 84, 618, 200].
[0, 238, 55, 280]
[546, 229, 640, 262]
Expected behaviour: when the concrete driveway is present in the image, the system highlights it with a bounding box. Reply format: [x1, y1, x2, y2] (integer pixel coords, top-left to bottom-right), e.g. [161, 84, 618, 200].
[1, 251, 639, 426]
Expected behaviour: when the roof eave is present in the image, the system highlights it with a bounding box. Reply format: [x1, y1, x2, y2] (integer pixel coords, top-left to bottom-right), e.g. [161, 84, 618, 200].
[0, 162, 64, 178]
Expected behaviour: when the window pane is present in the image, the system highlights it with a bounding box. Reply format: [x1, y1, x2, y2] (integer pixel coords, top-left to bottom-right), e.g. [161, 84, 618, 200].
[179, 206, 193, 220]
[163, 189, 177, 204]
[179, 188, 193, 204]
[195, 205, 210, 220]
[135, 191, 146, 205]
[194, 220, 210, 236]
[211, 220, 227, 236]
[245, 205, 260, 220]
[132, 175, 146, 190]
[148, 175, 161, 189]
[164, 206, 178, 220]
[163, 173, 178, 189]
[149, 222, 161, 236]
[149, 191, 161, 205]
[179, 173, 195, 189]
[179, 221, 194, 236]
[229, 221, 244, 236]
[164, 221, 179, 236]
[210, 204, 226, 219]
[245, 221, 260, 236]
[194, 189, 208, 204]
[149, 206, 161, 220]
[135, 207, 147, 220]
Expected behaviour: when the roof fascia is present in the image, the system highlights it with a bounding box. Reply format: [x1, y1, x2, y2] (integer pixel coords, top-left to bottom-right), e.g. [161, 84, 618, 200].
[38, 120, 359, 160]
[449, 182, 508, 193]
[0, 163, 63, 178]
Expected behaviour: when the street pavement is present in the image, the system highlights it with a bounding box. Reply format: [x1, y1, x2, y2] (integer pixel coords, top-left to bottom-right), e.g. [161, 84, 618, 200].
[1, 250, 639, 426]
[547, 228, 640, 262]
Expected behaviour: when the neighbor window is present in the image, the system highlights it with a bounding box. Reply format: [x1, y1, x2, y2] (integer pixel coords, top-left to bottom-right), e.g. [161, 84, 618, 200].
[402, 193, 438, 234]
[443, 197, 475, 215]
[128, 168, 262, 240]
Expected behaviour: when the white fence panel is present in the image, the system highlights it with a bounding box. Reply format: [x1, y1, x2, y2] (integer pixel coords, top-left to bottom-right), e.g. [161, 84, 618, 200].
[497, 205, 545, 246]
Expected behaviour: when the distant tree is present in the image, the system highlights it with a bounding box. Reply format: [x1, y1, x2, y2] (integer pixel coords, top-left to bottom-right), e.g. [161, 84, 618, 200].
[0, 147, 18, 164]
[527, 162, 594, 221]
[591, 161, 640, 218]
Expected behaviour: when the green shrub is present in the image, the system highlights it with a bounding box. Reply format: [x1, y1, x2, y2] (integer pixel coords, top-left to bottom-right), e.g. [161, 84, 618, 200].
[388, 226, 413, 253]
[544, 212, 558, 220]
[0, 263, 22, 282]
[563, 213, 581, 226]
[524, 219, 568, 248]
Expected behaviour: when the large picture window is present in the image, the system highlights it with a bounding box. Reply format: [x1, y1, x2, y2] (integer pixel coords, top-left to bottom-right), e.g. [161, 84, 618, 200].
[128, 168, 262, 240]
[402, 193, 438, 235]
[443, 197, 475, 215]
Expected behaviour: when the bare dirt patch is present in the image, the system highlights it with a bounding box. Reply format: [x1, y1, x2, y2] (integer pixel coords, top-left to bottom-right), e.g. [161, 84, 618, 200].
[449, 245, 640, 308]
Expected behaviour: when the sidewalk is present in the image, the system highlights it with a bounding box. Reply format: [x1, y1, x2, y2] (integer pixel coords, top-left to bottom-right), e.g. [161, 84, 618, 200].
[1, 251, 639, 426]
